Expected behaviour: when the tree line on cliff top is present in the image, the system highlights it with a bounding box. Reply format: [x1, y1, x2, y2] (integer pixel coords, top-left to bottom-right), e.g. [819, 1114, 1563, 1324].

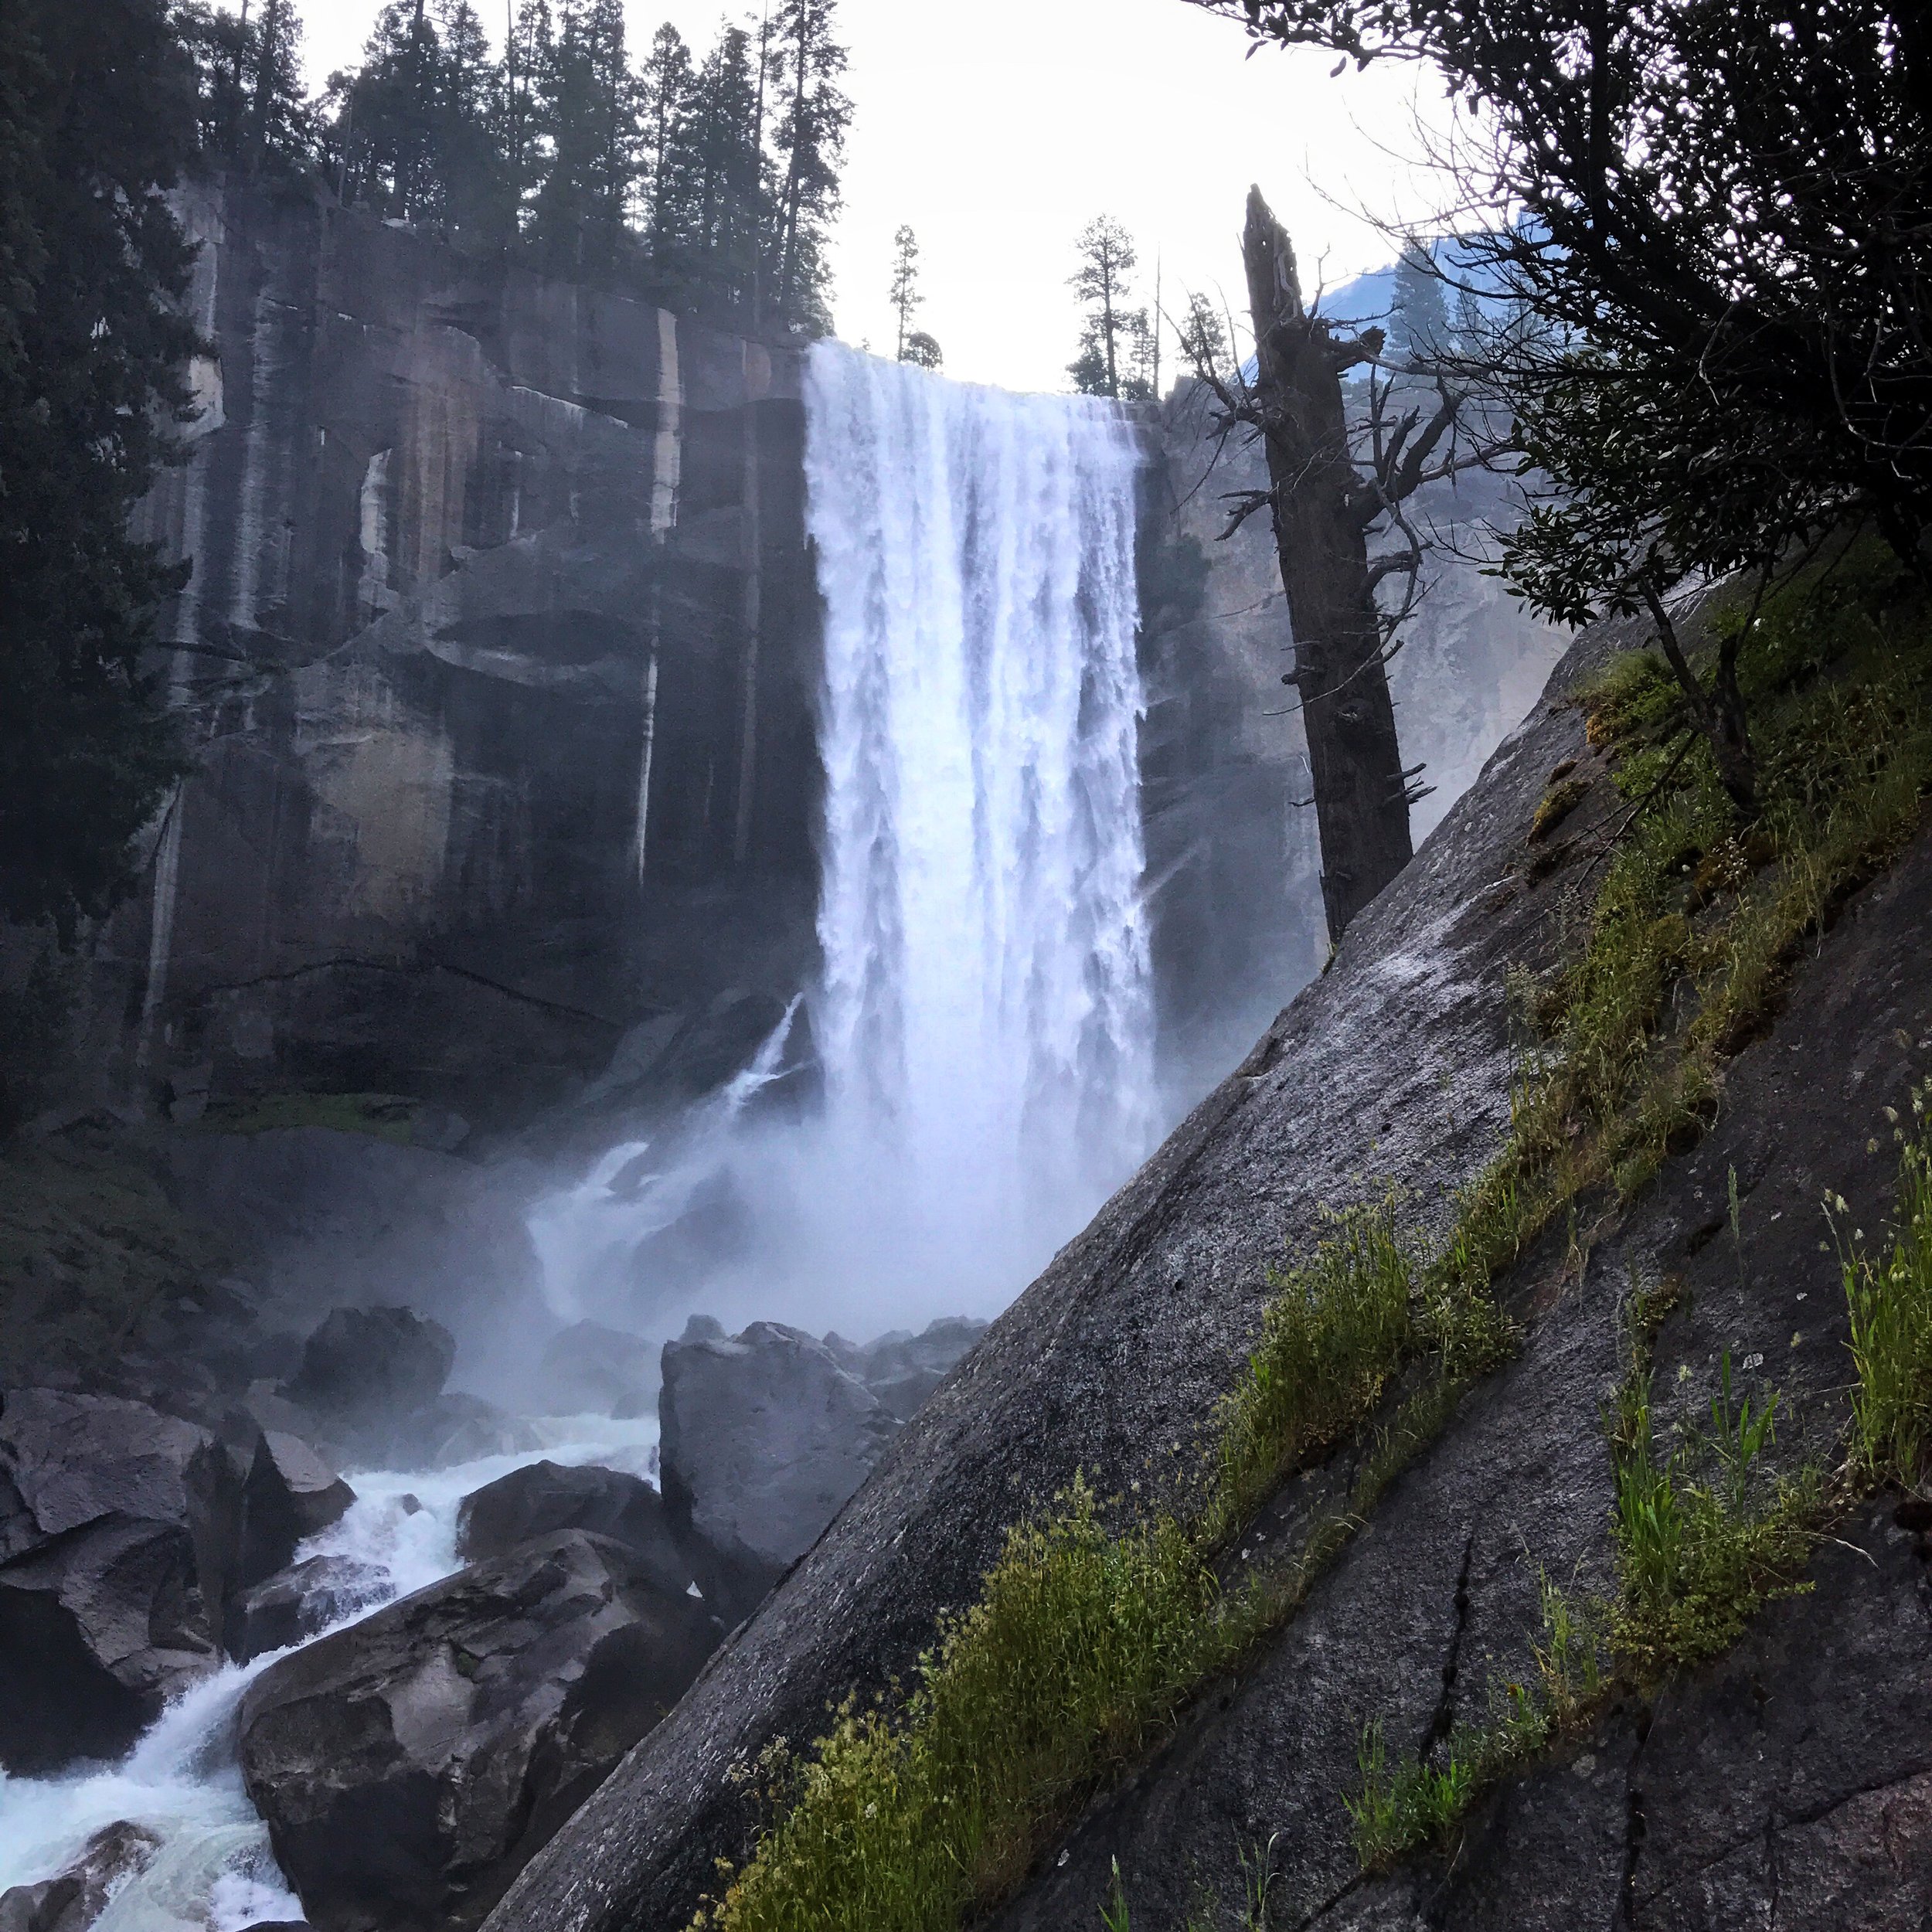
[181, 0, 850, 334]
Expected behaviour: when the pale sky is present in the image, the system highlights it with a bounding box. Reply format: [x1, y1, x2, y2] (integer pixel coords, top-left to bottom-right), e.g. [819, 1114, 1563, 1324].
[250, 0, 1450, 393]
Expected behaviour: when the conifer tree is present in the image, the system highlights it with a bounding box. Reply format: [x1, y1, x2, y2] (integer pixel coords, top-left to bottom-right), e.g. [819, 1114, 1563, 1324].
[889, 223, 920, 360]
[0, 0, 199, 936]
[638, 22, 692, 259]
[1068, 216, 1145, 400]
[768, 0, 850, 331]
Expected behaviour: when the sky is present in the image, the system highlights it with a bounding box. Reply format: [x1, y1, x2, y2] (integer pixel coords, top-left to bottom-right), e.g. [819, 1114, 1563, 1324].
[254, 0, 1453, 394]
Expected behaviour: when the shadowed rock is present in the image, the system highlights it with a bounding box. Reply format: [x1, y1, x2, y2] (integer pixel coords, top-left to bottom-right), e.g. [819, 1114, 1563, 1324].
[282, 1308, 455, 1426]
[658, 1321, 899, 1627]
[0, 1389, 242, 1770]
[238, 1432, 356, 1591]
[239, 1531, 716, 1932]
[230, 1553, 391, 1663]
[456, 1462, 690, 1597]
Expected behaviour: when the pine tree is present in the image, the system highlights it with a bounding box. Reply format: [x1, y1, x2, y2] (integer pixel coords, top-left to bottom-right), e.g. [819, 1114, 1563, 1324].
[889, 223, 920, 359]
[638, 22, 692, 260]
[1390, 241, 1449, 359]
[179, 0, 311, 170]
[0, 0, 199, 937]
[769, 0, 849, 332]
[501, 0, 554, 240]
[1068, 216, 1141, 399]
[529, 0, 638, 278]
[669, 25, 766, 316]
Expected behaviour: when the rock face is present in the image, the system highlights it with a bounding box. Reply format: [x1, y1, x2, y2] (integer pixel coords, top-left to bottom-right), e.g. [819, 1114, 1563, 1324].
[455, 1461, 689, 1596]
[0, 1389, 241, 1770]
[237, 1430, 356, 1591]
[239, 1531, 715, 1932]
[484, 609, 1932, 1932]
[658, 1321, 900, 1624]
[117, 179, 821, 1136]
[0, 1821, 162, 1932]
[230, 1553, 390, 1662]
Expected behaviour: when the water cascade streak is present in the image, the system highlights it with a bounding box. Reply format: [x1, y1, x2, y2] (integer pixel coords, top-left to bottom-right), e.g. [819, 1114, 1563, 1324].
[803, 344, 1154, 1290]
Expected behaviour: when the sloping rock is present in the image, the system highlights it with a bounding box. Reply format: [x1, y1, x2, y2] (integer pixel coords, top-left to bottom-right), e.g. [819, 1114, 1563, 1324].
[456, 1462, 690, 1596]
[0, 1389, 242, 1770]
[282, 1307, 455, 1424]
[0, 1821, 162, 1932]
[484, 611, 1932, 1932]
[237, 1433, 356, 1591]
[230, 1553, 391, 1663]
[238, 1531, 715, 1932]
[535, 1323, 656, 1418]
[658, 1321, 899, 1624]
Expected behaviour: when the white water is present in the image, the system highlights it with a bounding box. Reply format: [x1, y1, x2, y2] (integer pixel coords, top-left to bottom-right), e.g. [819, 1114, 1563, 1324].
[0, 1412, 659, 1931]
[804, 345, 1154, 1289]
[536, 345, 1154, 1332]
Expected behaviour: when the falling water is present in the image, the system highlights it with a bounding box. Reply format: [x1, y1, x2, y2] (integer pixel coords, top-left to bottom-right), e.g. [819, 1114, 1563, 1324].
[533, 346, 1153, 1330]
[801, 343, 1155, 1291]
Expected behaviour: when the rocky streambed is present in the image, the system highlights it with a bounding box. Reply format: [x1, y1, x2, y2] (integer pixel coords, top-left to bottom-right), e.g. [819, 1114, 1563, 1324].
[0, 1297, 983, 1932]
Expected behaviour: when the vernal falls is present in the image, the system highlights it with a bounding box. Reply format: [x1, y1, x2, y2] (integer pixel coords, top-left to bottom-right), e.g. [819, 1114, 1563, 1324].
[533, 343, 1155, 1335]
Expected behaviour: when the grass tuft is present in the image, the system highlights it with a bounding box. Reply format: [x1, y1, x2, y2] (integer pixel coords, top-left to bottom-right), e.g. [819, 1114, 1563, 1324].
[1838, 1085, 1932, 1488]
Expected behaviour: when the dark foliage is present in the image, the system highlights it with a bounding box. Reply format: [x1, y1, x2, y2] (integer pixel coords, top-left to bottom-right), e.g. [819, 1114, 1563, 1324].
[321, 0, 849, 331]
[0, 0, 198, 940]
[1198, 0, 1932, 815]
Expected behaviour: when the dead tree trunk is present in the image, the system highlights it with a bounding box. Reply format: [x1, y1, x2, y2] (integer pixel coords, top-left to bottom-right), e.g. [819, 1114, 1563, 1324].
[1242, 186, 1413, 942]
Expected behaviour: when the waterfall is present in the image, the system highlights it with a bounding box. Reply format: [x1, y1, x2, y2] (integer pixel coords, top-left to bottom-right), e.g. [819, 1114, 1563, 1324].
[531, 345, 1154, 1331]
[801, 344, 1155, 1294]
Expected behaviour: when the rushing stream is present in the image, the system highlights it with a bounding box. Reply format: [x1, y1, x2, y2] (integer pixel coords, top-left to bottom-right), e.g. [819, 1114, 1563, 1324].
[0, 1413, 659, 1931]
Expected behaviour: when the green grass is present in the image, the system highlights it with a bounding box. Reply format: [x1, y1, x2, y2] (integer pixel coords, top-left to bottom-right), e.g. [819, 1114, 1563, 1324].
[193, 1090, 427, 1144]
[1838, 1086, 1932, 1487]
[1605, 1351, 1820, 1679]
[703, 546, 1932, 1930]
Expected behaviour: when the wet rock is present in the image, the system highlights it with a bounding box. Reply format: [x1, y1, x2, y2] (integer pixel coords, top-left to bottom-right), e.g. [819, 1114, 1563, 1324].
[282, 1308, 455, 1427]
[658, 1322, 898, 1626]
[238, 1531, 716, 1932]
[0, 1821, 162, 1932]
[230, 1554, 392, 1663]
[826, 1316, 988, 1422]
[0, 1389, 243, 1770]
[392, 1393, 543, 1471]
[535, 1323, 656, 1418]
[456, 1463, 690, 1596]
[238, 1433, 356, 1590]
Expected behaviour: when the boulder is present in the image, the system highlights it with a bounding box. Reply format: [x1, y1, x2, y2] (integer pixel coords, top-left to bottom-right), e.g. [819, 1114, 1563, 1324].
[455, 1463, 690, 1596]
[658, 1321, 898, 1625]
[827, 1316, 988, 1422]
[238, 1433, 357, 1590]
[282, 1308, 455, 1429]
[534, 1323, 656, 1418]
[0, 1822, 162, 1932]
[0, 1389, 242, 1770]
[238, 1531, 716, 1932]
[230, 1554, 392, 1662]
[389, 1393, 543, 1471]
